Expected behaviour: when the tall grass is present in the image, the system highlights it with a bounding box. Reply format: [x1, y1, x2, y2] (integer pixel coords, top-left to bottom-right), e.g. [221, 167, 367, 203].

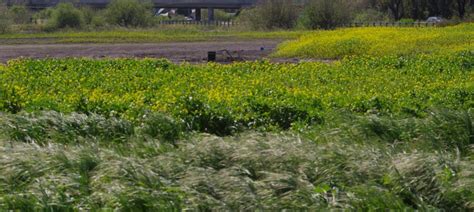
[1, 78, 471, 210]
[1, 109, 473, 210]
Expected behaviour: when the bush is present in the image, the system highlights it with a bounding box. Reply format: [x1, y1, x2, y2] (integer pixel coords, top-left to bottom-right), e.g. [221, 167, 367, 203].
[80, 7, 97, 26]
[105, 0, 153, 27]
[32, 8, 54, 25]
[9, 5, 31, 24]
[0, 6, 11, 34]
[201, 9, 235, 21]
[47, 3, 84, 30]
[398, 18, 415, 24]
[300, 0, 352, 29]
[239, 0, 298, 30]
[140, 113, 183, 143]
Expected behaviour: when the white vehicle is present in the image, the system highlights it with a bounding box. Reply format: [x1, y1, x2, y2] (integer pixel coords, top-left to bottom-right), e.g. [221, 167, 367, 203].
[426, 17, 444, 23]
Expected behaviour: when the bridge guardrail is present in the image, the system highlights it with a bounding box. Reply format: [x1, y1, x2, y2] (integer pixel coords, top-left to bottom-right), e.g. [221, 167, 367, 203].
[156, 20, 438, 27]
[157, 20, 239, 27]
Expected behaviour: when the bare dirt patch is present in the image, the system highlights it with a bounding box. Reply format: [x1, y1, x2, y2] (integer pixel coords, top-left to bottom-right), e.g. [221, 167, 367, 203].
[0, 40, 304, 63]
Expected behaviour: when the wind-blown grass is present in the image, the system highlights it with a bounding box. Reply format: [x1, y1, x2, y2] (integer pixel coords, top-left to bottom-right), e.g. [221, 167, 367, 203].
[0, 109, 473, 210]
[275, 23, 474, 59]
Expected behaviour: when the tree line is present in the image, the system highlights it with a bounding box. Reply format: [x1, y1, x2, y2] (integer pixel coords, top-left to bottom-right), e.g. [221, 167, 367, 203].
[243, 0, 472, 30]
[0, 0, 472, 32]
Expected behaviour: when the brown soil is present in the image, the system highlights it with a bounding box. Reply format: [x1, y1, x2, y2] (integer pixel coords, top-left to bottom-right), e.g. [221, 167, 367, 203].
[0, 40, 302, 64]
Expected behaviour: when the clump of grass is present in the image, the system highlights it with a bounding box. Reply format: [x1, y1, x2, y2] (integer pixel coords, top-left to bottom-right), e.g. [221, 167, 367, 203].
[0, 111, 185, 145]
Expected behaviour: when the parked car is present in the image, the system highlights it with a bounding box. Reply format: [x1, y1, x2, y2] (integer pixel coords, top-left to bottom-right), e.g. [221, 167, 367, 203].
[426, 17, 444, 23]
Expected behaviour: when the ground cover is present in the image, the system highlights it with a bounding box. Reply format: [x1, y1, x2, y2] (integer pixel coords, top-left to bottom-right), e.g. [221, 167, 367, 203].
[0, 25, 473, 210]
[0, 27, 306, 44]
[275, 23, 474, 59]
[1, 52, 472, 135]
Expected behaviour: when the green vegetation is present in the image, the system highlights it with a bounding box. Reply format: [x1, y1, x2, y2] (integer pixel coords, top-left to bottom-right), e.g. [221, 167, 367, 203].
[46, 3, 84, 30]
[0, 27, 306, 44]
[0, 3, 473, 210]
[1, 52, 473, 134]
[105, 0, 153, 27]
[0, 36, 473, 210]
[299, 0, 352, 29]
[276, 23, 474, 59]
[1, 108, 473, 210]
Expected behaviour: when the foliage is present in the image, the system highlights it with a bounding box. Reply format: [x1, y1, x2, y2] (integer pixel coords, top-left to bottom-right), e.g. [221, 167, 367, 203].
[239, 0, 299, 30]
[0, 5, 11, 34]
[9, 5, 30, 24]
[105, 0, 153, 27]
[0, 52, 472, 135]
[31, 8, 54, 25]
[47, 3, 84, 30]
[299, 0, 352, 29]
[0, 110, 473, 210]
[276, 23, 474, 59]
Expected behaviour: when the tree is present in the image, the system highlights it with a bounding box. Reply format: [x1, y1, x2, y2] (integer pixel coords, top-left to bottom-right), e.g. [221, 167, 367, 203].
[383, 0, 405, 20]
[105, 0, 153, 27]
[454, 0, 469, 18]
[48, 3, 84, 29]
[239, 0, 298, 30]
[300, 0, 352, 29]
[409, 0, 428, 20]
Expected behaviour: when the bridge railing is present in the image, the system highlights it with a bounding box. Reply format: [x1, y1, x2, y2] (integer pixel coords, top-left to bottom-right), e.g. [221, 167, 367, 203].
[156, 20, 438, 28]
[157, 20, 239, 27]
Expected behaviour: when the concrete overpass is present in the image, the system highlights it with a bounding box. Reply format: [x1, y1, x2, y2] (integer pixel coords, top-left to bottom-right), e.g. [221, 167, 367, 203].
[6, 0, 258, 20]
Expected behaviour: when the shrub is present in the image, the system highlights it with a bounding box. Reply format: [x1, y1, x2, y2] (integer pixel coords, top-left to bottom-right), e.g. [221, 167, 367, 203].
[201, 9, 235, 21]
[0, 5, 11, 33]
[79, 7, 97, 26]
[47, 3, 84, 30]
[140, 113, 183, 143]
[300, 0, 352, 29]
[105, 0, 153, 27]
[398, 18, 415, 25]
[9, 5, 31, 24]
[32, 8, 54, 25]
[239, 0, 298, 30]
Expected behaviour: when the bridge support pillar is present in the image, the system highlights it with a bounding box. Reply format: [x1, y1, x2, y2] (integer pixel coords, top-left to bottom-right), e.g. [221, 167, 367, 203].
[195, 8, 201, 21]
[208, 8, 215, 21]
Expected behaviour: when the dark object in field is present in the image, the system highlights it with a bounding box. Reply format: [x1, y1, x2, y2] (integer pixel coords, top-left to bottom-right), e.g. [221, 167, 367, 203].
[207, 50, 244, 62]
[208, 51, 216, 62]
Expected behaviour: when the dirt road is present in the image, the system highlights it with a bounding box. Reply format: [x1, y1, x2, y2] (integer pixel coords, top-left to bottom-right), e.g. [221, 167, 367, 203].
[0, 40, 297, 63]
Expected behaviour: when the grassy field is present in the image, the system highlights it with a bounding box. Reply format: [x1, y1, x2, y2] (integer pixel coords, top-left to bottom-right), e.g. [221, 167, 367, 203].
[275, 23, 474, 59]
[1, 109, 473, 210]
[0, 25, 473, 210]
[0, 26, 306, 44]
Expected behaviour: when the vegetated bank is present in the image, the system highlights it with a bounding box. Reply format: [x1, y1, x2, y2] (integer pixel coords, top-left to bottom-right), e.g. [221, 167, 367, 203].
[0, 50, 473, 210]
[0, 27, 307, 44]
[0, 22, 473, 210]
[275, 23, 474, 59]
